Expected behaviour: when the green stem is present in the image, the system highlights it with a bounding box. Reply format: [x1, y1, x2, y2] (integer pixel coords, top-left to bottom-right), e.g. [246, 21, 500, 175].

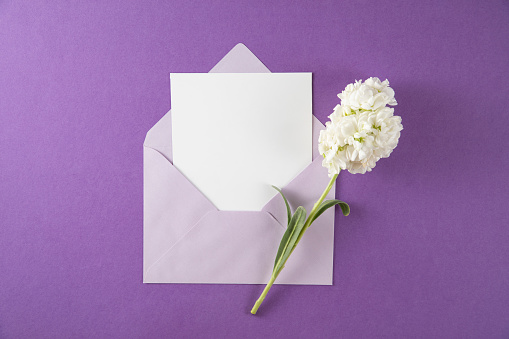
[308, 173, 338, 225]
[250, 172, 339, 314]
[284, 173, 338, 266]
[251, 274, 277, 314]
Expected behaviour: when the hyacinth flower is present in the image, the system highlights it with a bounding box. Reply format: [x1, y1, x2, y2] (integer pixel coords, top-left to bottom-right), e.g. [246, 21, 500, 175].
[251, 77, 403, 314]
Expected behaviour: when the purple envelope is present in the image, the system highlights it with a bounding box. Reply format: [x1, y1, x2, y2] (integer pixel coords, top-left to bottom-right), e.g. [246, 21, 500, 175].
[143, 43, 335, 284]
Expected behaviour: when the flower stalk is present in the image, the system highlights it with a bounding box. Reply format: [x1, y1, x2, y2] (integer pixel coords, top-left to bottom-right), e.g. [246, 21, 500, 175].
[250, 173, 339, 315]
[249, 77, 401, 315]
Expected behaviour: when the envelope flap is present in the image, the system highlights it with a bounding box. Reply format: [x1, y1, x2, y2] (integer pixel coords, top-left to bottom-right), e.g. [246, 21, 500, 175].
[144, 110, 173, 161]
[210, 43, 270, 73]
[144, 147, 217, 275]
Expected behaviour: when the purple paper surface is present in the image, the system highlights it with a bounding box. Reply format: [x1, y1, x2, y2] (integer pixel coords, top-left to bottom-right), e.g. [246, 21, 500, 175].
[0, 1, 508, 338]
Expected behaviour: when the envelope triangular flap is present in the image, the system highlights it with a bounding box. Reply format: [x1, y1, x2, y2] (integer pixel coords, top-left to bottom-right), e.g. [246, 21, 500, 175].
[210, 43, 271, 73]
[143, 147, 217, 275]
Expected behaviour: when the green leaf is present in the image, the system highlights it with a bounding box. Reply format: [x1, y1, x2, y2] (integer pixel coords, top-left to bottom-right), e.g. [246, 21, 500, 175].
[273, 207, 300, 270]
[271, 185, 292, 226]
[309, 199, 350, 225]
[273, 206, 307, 272]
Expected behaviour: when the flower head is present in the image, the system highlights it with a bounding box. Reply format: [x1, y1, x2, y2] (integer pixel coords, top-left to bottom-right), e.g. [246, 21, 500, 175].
[338, 77, 397, 111]
[319, 77, 403, 175]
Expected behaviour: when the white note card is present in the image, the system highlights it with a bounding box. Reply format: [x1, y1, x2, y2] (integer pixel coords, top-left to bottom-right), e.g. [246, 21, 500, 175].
[171, 73, 312, 211]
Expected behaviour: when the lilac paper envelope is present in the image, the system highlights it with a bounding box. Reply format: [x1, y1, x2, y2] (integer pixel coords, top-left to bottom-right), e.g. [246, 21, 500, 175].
[143, 43, 335, 284]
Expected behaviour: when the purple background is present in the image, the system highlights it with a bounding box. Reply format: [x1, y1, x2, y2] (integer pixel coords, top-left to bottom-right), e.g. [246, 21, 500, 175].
[1, 1, 508, 338]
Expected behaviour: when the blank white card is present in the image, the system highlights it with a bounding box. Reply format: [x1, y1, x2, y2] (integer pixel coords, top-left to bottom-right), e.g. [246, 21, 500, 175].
[171, 73, 312, 211]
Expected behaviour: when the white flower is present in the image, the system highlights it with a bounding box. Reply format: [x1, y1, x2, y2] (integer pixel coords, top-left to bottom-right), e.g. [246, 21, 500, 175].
[319, 78, 402, 176]
[338, 77, 397, 111]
